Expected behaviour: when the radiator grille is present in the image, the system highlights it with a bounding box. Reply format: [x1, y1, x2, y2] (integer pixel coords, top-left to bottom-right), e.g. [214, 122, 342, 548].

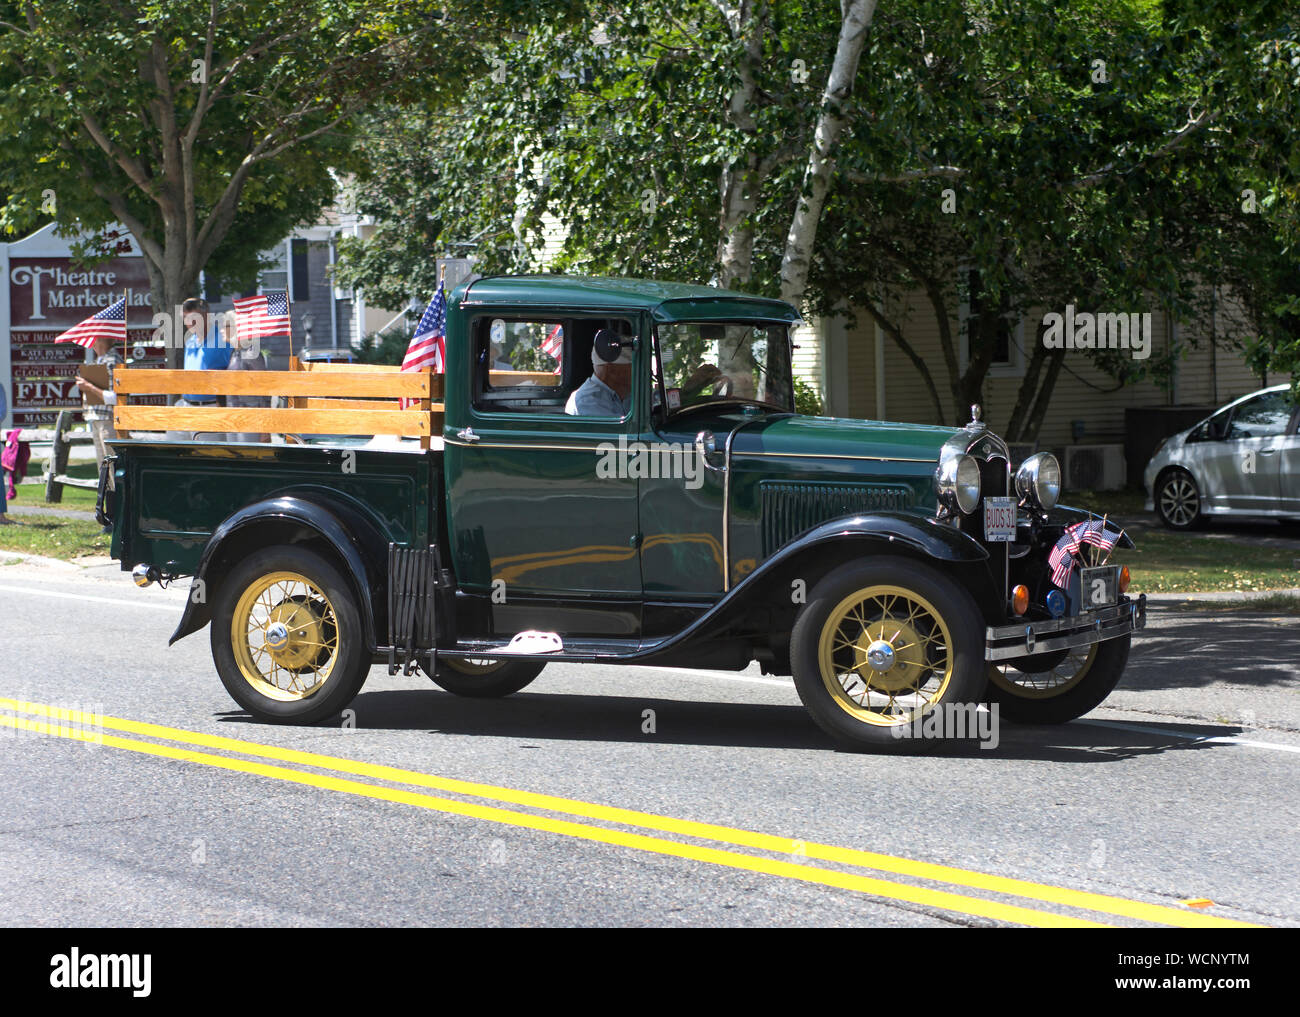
[760, 480, 914, 558]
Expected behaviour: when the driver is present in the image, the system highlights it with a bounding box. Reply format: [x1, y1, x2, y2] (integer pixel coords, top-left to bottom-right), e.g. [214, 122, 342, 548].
[565, 339, 633, 417]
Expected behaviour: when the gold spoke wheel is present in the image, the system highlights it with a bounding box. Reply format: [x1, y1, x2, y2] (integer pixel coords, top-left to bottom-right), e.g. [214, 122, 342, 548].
[231, 571, 340, 703]
[817, 585, 955, 728]
[987, 645, 1098, 700]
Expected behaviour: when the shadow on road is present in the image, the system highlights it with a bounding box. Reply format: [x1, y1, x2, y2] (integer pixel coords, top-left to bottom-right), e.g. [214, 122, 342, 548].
[1129, 604, 1300, 692]
[216, 688, 1253, 762]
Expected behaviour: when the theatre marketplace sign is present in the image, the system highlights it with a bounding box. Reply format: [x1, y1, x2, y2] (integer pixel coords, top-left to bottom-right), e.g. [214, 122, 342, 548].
[7, 256, 156, 427]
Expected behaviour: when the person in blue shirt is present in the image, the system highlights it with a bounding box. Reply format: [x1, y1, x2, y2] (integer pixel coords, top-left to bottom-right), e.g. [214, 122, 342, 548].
[565, 339, 632, 417]
[169, 297, 231, 440]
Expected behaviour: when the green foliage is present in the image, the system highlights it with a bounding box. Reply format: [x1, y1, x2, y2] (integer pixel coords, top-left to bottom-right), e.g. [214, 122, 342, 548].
[334, 0, 1300, 426]
[793, 374, 824, 417]
[355, 328, 413, 366]
[0, 1, 543, 309]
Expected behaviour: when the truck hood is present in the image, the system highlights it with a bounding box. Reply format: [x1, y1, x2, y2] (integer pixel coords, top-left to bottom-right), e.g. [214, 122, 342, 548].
[730, 413, 960, 463]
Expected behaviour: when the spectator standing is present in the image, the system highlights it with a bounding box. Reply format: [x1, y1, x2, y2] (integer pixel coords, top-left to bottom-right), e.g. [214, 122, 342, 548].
[0, 384, 9, 525]
[167, 297, 231, 440]
[74, 333, 122, 498]
[222, 312, 270, 442]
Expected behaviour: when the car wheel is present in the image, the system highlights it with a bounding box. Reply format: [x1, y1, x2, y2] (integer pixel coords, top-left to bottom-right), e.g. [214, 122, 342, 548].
[1155, 469, 1202, 530]
[210, 547, 371, 724]
[986, 635, 1130, 724]
[790, 557, 989, 752]
[431, 657, 545, 697]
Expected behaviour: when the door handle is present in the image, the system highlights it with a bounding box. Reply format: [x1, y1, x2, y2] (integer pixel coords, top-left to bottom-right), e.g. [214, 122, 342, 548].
[456, 427, 480, 443]
[1259, 448, 1278, 455]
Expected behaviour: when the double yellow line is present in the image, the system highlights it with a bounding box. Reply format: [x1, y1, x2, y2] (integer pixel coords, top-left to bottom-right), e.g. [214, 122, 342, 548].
[0, 697, 1261, 929]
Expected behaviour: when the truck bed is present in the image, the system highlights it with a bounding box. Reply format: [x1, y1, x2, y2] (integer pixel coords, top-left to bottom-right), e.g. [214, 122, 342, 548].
[108, 438, 442, 578]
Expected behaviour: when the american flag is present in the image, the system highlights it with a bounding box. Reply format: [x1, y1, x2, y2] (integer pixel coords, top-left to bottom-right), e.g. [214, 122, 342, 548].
[403, 287, 446, 374]
[1048, 518, 1122, 588]
[542, 324, 563, 374]
[233, 291, 291, 343]
[399, 286, 446, 408]
[53, 298, 126, 348]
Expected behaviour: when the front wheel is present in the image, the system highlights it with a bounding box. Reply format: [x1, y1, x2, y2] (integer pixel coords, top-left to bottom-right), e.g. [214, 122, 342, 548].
[790, 557, 989, 752]
[1155, 469, 1202, 530]
[986, 634, 1130, 724]
[210, 547, 371, 724]
[431, 657, 545, 697]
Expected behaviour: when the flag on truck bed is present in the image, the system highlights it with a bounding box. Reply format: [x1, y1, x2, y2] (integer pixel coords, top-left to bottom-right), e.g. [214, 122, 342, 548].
[403, 286, 446, 374]
[233, 291, 291, 343]
[53, 297, 126, 347]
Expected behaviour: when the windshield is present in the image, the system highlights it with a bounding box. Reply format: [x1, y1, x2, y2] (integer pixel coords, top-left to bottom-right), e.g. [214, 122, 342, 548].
[654, 321, 794, 413]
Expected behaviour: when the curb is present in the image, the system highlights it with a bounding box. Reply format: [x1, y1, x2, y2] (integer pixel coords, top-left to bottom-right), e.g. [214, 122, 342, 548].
[1143, 588, 1300, 602]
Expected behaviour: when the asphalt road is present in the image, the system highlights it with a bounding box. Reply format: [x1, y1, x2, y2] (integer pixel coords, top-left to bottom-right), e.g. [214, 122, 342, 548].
[1, 560, 1296, 928]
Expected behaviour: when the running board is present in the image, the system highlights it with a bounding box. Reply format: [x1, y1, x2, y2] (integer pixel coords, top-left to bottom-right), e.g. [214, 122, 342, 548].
[437, 636, 649, 664]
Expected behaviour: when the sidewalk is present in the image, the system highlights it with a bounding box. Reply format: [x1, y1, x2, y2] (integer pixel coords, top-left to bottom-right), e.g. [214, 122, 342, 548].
[4, 504, 96, 520]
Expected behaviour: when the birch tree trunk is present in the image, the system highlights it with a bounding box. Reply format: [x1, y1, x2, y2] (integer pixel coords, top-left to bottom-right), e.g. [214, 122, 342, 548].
[778, 0, 878, 308]
[714, 1, 766, 291]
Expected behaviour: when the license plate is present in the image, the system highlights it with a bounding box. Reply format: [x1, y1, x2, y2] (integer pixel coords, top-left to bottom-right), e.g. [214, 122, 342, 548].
[983, 497, 1018, 542]
[1081, 566, 1117, 608]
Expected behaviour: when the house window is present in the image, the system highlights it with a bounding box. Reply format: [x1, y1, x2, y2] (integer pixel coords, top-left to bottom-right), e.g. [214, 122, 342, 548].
[958, 268, 1024, 378]
[258, 243, 290, 294]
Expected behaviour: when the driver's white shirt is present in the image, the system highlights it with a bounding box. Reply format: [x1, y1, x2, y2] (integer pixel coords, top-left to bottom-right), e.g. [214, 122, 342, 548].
[565, 374, 629, 417]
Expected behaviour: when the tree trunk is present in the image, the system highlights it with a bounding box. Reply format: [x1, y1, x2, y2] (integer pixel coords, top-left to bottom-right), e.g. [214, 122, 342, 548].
[860, 299, 945, 423]
[918, 274, 962, 424]
[1022, 351, 1066, 444]
[778, 0, 878, 308]
[714, 1, 766, 291]
[1005, 321, 1048, 441]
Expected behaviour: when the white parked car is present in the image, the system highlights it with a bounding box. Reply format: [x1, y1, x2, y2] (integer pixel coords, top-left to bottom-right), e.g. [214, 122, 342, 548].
[1143, 384, 1299, 529]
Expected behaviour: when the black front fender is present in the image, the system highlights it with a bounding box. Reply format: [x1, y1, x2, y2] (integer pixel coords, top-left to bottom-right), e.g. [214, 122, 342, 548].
[634, 512, 989, 660]
[168, 492, 390, 649]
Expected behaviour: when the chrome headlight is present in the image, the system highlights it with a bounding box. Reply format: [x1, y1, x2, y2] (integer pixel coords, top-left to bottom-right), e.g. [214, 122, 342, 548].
[1015, 452, 1061, 511]
[936, 453, 982, 514]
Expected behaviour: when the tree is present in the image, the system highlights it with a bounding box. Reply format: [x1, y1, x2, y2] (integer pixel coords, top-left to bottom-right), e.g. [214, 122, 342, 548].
[337, 1, 1300, 428]
[337, 1, 879, 304]
[0, 0, 521, 362]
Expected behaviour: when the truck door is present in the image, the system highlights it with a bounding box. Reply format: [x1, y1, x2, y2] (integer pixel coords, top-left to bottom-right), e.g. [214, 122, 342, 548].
[443, 312, 643, 637]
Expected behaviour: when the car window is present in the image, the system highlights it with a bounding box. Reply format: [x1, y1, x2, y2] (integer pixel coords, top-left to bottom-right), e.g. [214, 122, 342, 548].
[1228, 391, 1293, 438]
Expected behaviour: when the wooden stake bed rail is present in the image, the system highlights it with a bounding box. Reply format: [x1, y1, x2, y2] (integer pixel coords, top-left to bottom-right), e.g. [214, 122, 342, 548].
[113, 359, 447, 448]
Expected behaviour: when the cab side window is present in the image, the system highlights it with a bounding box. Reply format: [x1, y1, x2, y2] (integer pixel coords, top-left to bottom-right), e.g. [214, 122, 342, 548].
[470, 315, 635, 416]
[471, 317, 566, 414]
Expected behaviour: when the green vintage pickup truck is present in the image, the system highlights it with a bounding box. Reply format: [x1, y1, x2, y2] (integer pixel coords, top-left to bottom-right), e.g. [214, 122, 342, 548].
[101, 276, 1145, 750]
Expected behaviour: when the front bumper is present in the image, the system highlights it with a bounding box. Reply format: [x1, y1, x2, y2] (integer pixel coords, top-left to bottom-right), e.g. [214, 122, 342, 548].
[984, 595, 1146, 662]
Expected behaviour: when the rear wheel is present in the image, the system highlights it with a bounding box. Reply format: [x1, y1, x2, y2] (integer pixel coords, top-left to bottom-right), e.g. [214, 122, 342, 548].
[790, 558, 989, 752]
[986, 635, 1130, 724]
[210, 547, 371, 723]
[431, 657, 545, 698]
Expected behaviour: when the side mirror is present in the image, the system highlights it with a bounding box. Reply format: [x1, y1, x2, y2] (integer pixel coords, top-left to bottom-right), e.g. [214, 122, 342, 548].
[594, 328, 634, 363]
